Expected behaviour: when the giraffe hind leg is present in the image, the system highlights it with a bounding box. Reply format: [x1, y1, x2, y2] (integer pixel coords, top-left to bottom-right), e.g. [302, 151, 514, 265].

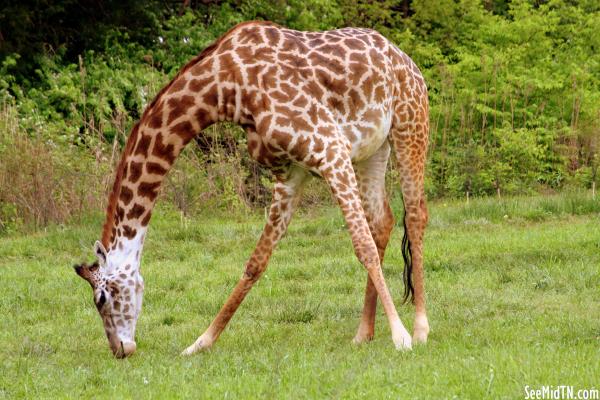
[320, 140, 411, 350]
[390, 122, 430, 344]
[353, 142, 395, 344]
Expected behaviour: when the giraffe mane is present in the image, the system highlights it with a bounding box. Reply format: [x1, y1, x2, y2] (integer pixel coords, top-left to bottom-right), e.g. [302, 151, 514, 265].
[100, 20, 278, 248]
[143, 20, 277, 115]
[101, 122, 140, 248]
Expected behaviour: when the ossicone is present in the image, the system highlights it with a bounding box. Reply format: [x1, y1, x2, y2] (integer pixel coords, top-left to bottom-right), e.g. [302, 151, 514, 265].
[94, 241, 108, 265]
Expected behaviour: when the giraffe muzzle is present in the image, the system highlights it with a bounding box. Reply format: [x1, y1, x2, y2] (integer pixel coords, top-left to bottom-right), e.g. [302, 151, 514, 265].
[113, 341, 137, 358]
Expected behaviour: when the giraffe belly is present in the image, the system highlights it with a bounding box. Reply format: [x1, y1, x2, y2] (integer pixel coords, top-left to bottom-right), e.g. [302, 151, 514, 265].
[348, 114, 392, 162]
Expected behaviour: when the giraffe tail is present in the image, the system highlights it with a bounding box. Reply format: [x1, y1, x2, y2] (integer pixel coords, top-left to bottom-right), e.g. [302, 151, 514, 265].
[401, 209, 414, 304]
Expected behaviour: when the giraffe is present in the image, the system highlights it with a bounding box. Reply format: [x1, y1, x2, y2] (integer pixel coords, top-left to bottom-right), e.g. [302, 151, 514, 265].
[74, 21, 430, 358]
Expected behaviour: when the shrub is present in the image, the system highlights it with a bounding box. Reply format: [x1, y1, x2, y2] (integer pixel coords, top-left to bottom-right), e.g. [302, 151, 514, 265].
[0, 103, 111, 232]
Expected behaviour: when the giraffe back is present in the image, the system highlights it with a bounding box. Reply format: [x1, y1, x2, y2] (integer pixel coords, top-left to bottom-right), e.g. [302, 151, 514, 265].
[157, 22, 428, 170]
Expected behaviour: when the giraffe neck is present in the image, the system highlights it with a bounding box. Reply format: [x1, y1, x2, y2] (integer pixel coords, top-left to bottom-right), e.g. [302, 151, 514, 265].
[101, 51, 239, 268]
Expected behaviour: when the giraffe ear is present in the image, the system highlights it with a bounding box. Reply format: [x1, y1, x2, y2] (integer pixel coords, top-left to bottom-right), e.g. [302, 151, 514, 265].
[94, 241, 108, 265]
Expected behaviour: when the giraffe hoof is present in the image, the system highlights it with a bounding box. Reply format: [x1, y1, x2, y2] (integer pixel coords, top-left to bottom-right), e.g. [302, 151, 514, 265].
[181, 345, 197, 356]
[352, 332, 374, 344]
[412, 330, 428, 344]
[393, 328, 413, 351]
[412, 314, 430, 344]
[180, 335, 213, 356]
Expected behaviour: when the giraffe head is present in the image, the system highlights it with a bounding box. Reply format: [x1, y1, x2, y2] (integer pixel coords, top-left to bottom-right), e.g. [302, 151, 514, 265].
[74, 241, 144, 358]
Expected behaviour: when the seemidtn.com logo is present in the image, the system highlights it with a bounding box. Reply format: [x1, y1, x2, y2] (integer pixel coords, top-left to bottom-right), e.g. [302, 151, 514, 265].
[524, 386, 599, 400]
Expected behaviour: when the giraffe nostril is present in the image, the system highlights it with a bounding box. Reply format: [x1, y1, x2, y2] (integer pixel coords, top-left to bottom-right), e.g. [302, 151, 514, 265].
[112, 341, 126, 358]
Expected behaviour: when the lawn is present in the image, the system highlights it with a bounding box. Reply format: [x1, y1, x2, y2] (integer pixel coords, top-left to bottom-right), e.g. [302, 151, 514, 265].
[1, 195, 599, 399]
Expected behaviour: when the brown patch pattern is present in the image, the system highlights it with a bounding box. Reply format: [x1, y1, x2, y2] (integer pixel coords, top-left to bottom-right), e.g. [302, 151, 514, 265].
[96, 21, 429, 354]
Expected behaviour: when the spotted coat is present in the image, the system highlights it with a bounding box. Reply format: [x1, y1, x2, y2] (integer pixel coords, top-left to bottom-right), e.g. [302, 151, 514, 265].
[75, 21, 430, 357]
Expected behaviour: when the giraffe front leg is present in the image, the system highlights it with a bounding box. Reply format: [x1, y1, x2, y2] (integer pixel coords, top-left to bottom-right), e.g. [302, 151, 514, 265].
[321, 146, 411, 351]
[182, 168, 308, 355]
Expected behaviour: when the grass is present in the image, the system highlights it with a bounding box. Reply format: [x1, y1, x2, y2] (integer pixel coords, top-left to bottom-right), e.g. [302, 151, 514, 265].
[1, 194, 599, 399]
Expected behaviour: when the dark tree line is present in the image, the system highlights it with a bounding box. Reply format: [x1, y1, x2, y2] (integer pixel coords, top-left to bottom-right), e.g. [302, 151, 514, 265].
[1, 0, 599, 204]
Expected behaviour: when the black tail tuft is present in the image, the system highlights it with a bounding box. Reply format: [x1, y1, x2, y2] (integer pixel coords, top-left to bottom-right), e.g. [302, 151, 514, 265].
[401, 211, 414, 304]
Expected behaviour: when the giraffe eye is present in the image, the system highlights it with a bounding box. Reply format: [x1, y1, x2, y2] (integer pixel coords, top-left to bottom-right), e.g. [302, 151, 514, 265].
[95, 290, 107, 311]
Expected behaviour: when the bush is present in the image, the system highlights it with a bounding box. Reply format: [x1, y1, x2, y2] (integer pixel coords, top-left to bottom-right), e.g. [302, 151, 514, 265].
[0, 103, 111, 232]
[1, 1, 600, 232]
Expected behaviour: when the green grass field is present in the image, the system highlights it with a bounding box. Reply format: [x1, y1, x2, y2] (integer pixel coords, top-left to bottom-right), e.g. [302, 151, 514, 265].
[1, 195, 599, 399]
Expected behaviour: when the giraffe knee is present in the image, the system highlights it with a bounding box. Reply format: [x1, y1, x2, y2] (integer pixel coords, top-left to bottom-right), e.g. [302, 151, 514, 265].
[404, 202, 427, 242]
[419, 197, 428, 226]
[243, 262, 263, 282]
[382, 201, 395, 236]
[372, 203, 394, 251]
[354, 238, 381, 269]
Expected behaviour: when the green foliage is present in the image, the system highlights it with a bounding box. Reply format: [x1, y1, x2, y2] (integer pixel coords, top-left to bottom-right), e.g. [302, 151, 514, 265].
[240, 0, 343, 31]
[0, 0, 166, 76]
[1, 0, 600, 223]
[0, 103, 112, 233]
[415, 0, 600, 197]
